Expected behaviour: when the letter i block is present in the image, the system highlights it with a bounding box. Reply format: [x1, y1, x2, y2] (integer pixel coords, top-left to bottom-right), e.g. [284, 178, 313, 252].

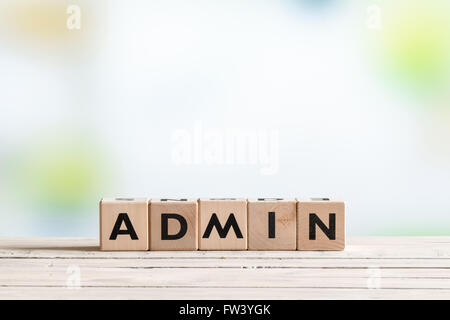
[248, 198, 297, 250]
[100, 198, 149, 251]
[149, 198, 198, 250]
[297, 198, 345, 251]
[199, 198, 247, 250]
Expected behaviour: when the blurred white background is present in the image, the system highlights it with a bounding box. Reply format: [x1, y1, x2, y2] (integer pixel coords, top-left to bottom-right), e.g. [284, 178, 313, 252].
[1, 0, 449, 237]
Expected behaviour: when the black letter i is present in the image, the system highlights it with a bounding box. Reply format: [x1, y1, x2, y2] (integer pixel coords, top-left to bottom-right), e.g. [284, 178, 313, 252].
[268, 212, 275, 238]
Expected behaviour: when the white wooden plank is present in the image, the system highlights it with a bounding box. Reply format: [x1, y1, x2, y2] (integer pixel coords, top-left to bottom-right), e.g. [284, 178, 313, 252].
[1, 286, 450, 300]
[2, 258, 450, 276]
[2, 244, 450, 259]
[1, 257, 450, 268]
[0, 266, 449, 289]
[1, 237, 449, 299]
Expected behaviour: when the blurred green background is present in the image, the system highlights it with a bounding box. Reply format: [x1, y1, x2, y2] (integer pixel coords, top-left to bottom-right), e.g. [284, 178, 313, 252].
[0, 0, 449, 237]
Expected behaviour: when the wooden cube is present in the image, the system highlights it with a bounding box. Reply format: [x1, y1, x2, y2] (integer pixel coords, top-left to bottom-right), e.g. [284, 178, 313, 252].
[248, 198, 297, 250]
[198, 198, 247, 250]
[149, 198, 198, 251]
[100, 198, 149, 251]
[297, 198, 345, 251]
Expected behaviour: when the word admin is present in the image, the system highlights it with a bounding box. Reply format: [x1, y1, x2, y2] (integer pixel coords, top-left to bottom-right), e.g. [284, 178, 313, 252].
[99, 198, 345, 251]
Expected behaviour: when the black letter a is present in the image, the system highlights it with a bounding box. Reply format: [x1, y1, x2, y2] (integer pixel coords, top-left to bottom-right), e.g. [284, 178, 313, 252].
[202, 213, 243, 239]
[309, 213, 336, 240]
[109, 213, 139, 240]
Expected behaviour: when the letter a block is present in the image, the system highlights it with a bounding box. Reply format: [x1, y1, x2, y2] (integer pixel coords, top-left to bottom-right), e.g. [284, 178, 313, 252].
[199, 198, 247, 250]
[100, 198, 149, 251]
[248, 198, 297, 250]
[149, 198, 198, 251]
[297, 198, 345, 251]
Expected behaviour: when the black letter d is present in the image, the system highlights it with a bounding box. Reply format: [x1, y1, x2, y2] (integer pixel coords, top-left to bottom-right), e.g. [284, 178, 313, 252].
[161, 214, 188, 240]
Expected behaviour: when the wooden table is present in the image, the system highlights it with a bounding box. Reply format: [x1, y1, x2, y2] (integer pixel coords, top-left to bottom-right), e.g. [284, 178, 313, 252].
[1, 237, 449, 299]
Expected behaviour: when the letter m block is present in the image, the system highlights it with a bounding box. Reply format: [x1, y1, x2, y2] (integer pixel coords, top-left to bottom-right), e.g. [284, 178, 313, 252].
[199, 198, 247, 250]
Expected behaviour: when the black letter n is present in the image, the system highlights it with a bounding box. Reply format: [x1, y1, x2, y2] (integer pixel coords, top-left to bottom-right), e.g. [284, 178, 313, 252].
[309, 213, 336, 240]
[110, 213, 139, 240]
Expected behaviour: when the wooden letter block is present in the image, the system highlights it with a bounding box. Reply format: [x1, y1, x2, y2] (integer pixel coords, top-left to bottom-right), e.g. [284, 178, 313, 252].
[199, 198, 247, 250]
[248, 198, 297, 250]
[149, 198, 198, 251]
[100, 198, 149, 251]
[297, 198, 345, 251]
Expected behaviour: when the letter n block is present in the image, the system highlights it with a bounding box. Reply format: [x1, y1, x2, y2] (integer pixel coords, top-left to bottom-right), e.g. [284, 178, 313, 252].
[199, 198, 247, 250]
[100, 198, 149, 251]
[149, 198, 198, 251]
[248, 198, 297, 250]
[297, 198, 345, 251]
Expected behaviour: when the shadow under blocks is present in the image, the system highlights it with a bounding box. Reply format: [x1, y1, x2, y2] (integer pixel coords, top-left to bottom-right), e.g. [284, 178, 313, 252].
[99, 198, 345, 251]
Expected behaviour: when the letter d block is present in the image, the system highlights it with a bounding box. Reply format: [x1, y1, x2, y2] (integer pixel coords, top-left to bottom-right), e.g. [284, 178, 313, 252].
[297, 198, 345, 251]
[199, 198, 247, 250]
[100, 198, 149, 251]
[150, 199, 198, 250]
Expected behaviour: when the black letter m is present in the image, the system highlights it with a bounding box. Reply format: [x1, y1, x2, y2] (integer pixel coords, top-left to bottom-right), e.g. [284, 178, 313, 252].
[202, 213, 243, 239]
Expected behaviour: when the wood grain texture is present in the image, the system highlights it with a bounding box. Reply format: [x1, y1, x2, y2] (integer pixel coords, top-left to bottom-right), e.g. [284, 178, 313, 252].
[100, 198, 149, 251]
[297, 198, 345, 251]
[1, 237, 450, 299]
[149, 199, 198, 251]
[198, 198, 247, 250]
[247, 198, 296, 250]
